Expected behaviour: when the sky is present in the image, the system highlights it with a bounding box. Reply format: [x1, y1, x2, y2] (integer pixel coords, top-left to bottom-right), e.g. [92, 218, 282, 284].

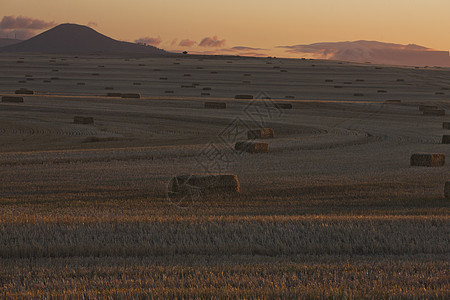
[1, 0, 450, 59]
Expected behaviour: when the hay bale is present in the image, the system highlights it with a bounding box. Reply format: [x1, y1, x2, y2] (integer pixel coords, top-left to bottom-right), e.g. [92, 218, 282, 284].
[204, 102, 226, 109]
[121, 93, 141, 99]
[203, 87, 212, 91]
[325, 79, 333, 82]
[183, 74, 191, 77]
[25, 75, 32, 78]
[169, 174, 239, 195]
[201, 93, 210, 96]
[435, 92, 445, 95]
[397, 79, 405, 82]
[355, 79, 365, 82]
[159, 77, 168, 80]
[354, 93, 364, 96]
[242, 81, 251, 84]
[52, 69, 59, 72]
[235, 141, 268, 153]
[384, 100, 401, 104]
[419, 105, 438, 111]
[442, 135, 450, 144]
[51, 77, 59, 80]
[133, 82, 141, 85]
[273, 66, 280, 69]
[445, 182, 450, 199]
[423, 109, 445, 116]
[18, 81, 26, 83]
[410, 153, 445, 167]
[285, 95, 295, 99]
[154, 69, 161, 71]
[107, 93, 122, 97]
[2, 96, 24, 103]
[234, 95, 253, 99]
[77, 82, 85, 86]
[74, 116, 94, 124]
[165, 90, 174, 94]
[334, 85, 343, 88]
[181, 84, 195, 88]
[244, 73, 251, 76]
[344, 82, 352, 84]
[91, 73, 99, 76]
[138, 64, 145, 66]
[280, 70, 288, 72]
[14, 89, 34, 95]
[43, 80, 51, 83]
[210, 71, 218, 74]
[273, 103, 293, 109]
[247, 128, 274, 139]
[378, 90, 388, 93]
[105, 87, 114, 90]
[443, 122, 450, 129]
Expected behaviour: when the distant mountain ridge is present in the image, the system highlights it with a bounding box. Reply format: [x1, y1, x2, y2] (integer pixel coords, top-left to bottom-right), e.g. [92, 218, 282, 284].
[0, 23, 169, 55]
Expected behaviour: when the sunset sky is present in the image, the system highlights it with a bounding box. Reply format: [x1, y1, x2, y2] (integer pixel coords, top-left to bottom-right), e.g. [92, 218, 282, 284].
[2, 0, 450, 58]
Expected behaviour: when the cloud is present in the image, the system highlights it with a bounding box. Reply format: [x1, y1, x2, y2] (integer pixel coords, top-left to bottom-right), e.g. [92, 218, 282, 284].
[178, 39, 196, 47]
[87, 21, 98, 28]
[277, 40, 450, 67]
[0, 15, 55, 30]
[231, 46, 265, 51]
[199, 36, 226, 47]
[134, 36, 162, 46]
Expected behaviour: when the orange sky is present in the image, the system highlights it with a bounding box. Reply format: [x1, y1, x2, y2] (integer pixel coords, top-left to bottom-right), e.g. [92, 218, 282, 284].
[2, 0, 450, 57]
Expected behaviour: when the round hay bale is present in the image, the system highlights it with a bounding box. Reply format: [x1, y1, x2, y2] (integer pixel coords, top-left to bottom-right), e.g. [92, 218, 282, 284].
[247, 128, 274, 139]
[2, 96, 24, 103]
[445, 182, 450, 199]
[169, 174, 239, 195]
[423, 109, 445, 116]
[121, 93, 141, 99]
[443, 122, 450, 130]
[235, 141, 268, 153]
[15, 89, 34, 95]
[410, 153, 445, 167]
[204, 102, 226, 109]
[73, 116, 94, 125]
[442, 135, 450, 144]
[234, 95, 253, 99]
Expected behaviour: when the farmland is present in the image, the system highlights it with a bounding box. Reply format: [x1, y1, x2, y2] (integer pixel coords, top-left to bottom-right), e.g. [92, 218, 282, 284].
[0, 53, 449, 297]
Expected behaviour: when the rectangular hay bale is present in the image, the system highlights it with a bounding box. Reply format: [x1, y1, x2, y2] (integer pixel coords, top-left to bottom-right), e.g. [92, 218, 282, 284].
[423, 109, 445, 116]
[443, 122, 450, 130]
[442, 135, 450, 144]
[74, 116, 94, 124]
[419, 105, 438, 111]
[235, 141, 268, 153]
[2, 96, 23, 103]
[121, 93, 141, 99]
[14, 89, 34, 95]
[235, 94, 253, 99]
[273, 103, 293, 109]
[247, 128, 274, 139]
[204, 102, 226, 109]
[410, 153, 445, 167]
[169, 174, 239, 195]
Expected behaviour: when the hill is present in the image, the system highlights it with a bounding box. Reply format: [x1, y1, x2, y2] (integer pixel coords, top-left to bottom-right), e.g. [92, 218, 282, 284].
[0, 23, 169, 55]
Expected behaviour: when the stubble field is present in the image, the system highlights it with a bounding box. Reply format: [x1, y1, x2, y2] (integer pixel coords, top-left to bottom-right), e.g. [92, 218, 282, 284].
[0, 53, 449, 298]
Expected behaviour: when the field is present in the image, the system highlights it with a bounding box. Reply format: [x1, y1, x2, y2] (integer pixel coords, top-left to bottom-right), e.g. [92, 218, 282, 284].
[0, 53, 449, 298]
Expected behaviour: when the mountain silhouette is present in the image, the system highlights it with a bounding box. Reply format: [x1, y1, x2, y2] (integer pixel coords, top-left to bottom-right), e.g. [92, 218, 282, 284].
[0, 23, 169, 55]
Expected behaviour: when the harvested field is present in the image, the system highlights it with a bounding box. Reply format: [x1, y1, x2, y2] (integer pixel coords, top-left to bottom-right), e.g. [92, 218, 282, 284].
[0, 53, 449, 298]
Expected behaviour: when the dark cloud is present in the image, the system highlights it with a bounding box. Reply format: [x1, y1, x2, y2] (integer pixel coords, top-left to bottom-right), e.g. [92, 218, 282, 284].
[231, 46, 265, 51]
[178, 39, 196, 47]
[135, 36, 162, 46]
[199, 36, 226, 47]
[0, 16, 55, 29]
